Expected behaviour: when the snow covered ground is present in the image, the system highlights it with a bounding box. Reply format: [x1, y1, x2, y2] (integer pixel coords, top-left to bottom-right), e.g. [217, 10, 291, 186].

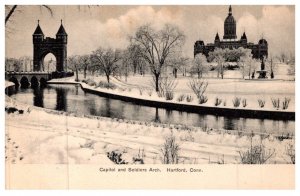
[5, 96, 295, 165]
[50, 69, 295, 112]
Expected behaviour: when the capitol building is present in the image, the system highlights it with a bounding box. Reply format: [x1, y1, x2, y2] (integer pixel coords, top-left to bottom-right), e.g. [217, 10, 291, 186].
[194, 5, 268, 59]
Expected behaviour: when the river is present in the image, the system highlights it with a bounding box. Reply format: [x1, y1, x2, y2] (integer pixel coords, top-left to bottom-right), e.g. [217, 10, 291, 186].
[6, 84, 294, 135]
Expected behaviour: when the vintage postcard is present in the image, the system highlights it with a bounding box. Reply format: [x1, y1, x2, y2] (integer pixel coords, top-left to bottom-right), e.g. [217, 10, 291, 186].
[4, 4, 295, 189]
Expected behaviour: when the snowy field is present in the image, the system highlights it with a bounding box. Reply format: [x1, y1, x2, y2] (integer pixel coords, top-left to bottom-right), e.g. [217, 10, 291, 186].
[50, 67, 295, 112]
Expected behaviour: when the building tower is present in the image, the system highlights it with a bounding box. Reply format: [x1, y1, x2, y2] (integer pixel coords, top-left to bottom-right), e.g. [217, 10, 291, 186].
[32, 20, 45, 71]
[223, 5, 237, 40]
[55, 20, 68, 71]
[214, 32, 220, 47]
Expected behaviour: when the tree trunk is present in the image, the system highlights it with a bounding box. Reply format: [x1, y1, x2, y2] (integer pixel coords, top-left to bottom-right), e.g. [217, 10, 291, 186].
[174, 68, 177, 78]
[5, 5, 18, 25]
[75, 69, 79, 82]
[133, 64, 137, 75]
[155, 73, 160, 92]
[106, 74, 110, 83]
[84, 67, 87, 79]
[221, 65, 224, 79]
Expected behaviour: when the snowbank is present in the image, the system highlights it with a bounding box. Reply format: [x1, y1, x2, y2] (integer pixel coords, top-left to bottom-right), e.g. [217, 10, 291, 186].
[5, 99, 294, 165]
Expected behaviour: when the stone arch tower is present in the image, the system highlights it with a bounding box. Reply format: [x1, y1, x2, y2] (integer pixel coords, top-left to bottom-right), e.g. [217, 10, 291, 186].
[33, 20, 68, 72]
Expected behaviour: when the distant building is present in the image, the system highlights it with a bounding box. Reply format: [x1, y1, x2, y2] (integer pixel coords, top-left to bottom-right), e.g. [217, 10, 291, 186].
[194, 5, 268, 59]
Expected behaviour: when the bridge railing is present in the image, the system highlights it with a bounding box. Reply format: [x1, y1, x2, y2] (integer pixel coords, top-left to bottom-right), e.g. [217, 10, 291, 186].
[5, 71, 53, 74]
[5, 71, 74, 80]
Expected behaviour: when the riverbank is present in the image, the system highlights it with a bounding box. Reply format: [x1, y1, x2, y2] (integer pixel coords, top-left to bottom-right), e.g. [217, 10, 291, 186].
[48, 76, 295, 120]
[5, 96, 295, 164]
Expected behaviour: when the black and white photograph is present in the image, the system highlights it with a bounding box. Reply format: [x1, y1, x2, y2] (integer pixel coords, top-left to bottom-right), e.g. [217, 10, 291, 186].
[4, 3, 296, 189]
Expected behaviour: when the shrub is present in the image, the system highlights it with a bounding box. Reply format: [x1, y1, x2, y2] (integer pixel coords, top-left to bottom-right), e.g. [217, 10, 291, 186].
[6, 107, 18, 114]
[239, 145, 275, 164]
[188, 78, 208, 100]
[239, 133, 275, 164]
[271, 98, 280, 109]
[96, 81, 117, 89]
[186, 95, 193, 102]
[161, 135, 180, 164]
[177, 94, 186, 102]
[199, 95, 208, 104]
[107, 151, 127, 164]
[232, 97, 241, 107]
[152, 76, 177, 99]
[258, 99, 266, 108]
[282, 97, 291, 110]
[285, 142, 295, 164]
[138, 87, 144, 96]
[214, 97, 222, 106]
[242, 98, 247, 107]
[82, 78, 96, 86]
[165, 91, 174, 100]
[133, 148, 145, 164]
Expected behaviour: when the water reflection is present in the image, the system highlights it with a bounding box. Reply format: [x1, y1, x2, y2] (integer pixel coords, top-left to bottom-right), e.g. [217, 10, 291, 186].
[7, 84, 295, 134]
[223, 117, 239, 130]
[33, 86, 44, 107]
[55, 87, 67, 111]
[87, 99, 97, 116]
[154, 107, 161, 123]
[259, 119, 266, 133]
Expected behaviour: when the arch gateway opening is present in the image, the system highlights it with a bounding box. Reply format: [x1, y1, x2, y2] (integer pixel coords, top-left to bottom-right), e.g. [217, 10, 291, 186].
[43, 53, 57, 72]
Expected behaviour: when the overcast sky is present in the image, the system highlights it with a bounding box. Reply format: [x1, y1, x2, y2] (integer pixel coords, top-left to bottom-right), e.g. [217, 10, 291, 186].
[5, 5, 295, 59]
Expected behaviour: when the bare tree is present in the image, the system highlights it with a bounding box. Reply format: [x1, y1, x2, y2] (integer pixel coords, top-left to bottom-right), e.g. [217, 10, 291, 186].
[166, 53, 189, 78]
[191, 53, 208, 79]
[130, 24, 185, 91]
[5, 5, 53, 26]
[91, 47, 122, 83]
[277, 51, 287, 63]
[127, 44, 144, 75]
[79, 55, 90, 79]
[119, 49, 132, 81]
[266, 55, 278, 79]
[287, 52, 295, 76]
[209, 48, 226, 79]
[244, 57, 259, 79]
[68, 55, 81, 82]
[5, 57, 21, 72]
[17, 56, 32, 72]
[239, 49, 253, 79]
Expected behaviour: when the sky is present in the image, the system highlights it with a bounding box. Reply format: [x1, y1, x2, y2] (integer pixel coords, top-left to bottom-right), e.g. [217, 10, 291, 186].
[5, 5, 295, 59]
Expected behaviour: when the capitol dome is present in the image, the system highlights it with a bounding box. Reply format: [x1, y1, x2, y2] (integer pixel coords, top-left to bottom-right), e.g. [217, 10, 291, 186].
[225, 14, 236, 24]
[223, 5, 237, 40]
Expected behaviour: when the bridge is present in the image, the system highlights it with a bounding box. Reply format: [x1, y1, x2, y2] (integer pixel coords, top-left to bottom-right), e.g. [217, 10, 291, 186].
[5, 71, 52, 87]
[5, 71, 74, 88]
